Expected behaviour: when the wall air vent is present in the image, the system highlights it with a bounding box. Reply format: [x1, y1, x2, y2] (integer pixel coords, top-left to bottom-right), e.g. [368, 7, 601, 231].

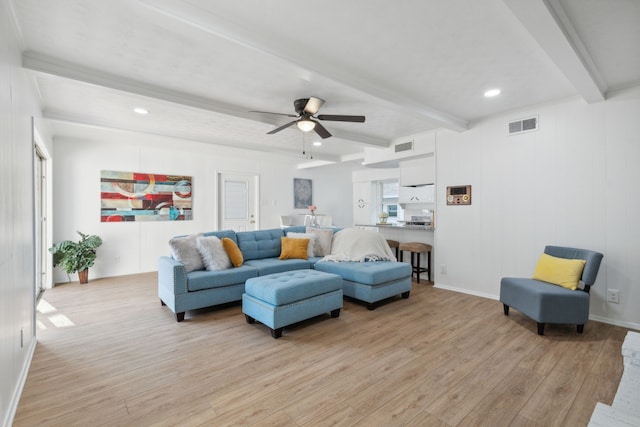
[394, 141, 413, 153]
[508, 115, 538, 135]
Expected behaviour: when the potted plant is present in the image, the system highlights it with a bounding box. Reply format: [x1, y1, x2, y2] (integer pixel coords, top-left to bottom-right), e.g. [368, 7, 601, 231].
[49, 231, 103, 284]
[379, 211, 389, 224]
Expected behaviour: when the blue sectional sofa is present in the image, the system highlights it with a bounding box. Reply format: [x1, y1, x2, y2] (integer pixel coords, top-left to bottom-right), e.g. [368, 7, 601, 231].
[158, 226, 412, 321]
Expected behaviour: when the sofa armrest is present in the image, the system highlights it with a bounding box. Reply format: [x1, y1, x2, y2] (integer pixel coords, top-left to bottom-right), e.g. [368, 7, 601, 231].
[158, 256, 188, 295]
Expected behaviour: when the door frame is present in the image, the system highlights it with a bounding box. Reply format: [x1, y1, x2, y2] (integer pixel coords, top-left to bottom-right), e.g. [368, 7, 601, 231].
[33, 124, 53, 293]
[217, 171, 260, 231]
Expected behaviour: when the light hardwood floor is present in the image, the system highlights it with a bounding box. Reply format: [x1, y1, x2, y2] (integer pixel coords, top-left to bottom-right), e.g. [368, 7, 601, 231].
[15, 272, 629, 426]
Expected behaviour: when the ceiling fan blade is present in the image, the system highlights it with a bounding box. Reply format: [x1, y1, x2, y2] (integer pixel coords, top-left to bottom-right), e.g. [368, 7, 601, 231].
[317, 114, 366, 123]
[313, 121, 332, 139]
[249, 110, 298, 118]
[267, 120, 297, 134]
[303, 97, 325, 115]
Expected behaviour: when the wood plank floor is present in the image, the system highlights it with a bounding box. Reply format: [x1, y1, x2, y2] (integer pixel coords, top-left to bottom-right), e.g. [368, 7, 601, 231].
[15, 272, 630, 426]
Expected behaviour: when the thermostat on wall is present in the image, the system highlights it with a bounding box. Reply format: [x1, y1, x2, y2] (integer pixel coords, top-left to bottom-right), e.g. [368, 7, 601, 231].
[446, 185, 472, 205]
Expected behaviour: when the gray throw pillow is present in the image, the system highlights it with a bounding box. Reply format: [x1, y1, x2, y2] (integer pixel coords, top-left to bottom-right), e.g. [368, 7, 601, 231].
[169, 233, 204, 272]
[196, 235, 232, 271]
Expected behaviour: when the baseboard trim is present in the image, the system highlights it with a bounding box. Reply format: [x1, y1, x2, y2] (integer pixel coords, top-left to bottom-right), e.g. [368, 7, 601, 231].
[589, 315, 640, 332]
[433, 284, 640, 332]
[3, 339, 37, 427]
[433, 283, 499, 301]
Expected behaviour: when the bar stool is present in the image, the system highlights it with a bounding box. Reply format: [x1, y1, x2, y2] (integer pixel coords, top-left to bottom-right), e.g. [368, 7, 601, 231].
[386, 239, 400, 259]
[399, 242, 432, 283]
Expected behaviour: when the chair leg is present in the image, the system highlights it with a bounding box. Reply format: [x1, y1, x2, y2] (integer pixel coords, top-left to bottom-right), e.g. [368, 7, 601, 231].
[537, 322, 545, 335]
[577, 324, 584, 333]
[415, 252, 421, 284]
[503, 304, 509, 316]
[427, 250, 431, 281]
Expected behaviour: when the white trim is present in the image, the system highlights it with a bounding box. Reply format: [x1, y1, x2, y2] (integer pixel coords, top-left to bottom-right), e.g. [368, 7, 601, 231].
[3, 340, 36, 427]
[589, 315, 640, 333]
[435, 283, 640, 331]
[434, 283, 499, 301]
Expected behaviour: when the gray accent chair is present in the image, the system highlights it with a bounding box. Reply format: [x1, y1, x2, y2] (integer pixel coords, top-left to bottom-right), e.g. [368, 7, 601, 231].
[500, 245, 603, 335]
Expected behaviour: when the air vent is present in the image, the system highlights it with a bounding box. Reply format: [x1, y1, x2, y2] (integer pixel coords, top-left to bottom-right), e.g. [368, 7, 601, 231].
[394, 141, 413, 153]
[508, 116, 538, 135]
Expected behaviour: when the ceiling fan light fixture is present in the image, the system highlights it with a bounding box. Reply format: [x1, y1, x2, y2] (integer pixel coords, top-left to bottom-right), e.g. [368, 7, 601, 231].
[297, 118, 316, 132]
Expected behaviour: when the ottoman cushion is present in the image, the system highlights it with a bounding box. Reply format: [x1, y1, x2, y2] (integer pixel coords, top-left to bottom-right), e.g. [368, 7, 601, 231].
[315, 261, 411, 285]
[245, 270, 342, 306]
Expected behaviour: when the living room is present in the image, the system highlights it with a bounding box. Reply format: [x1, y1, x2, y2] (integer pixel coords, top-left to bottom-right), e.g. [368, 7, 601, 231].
[2, 1, 640, 426]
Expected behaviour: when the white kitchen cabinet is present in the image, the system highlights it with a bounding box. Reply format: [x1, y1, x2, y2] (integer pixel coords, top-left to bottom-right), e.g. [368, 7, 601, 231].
[399, 184, 434, 204]
[353, 181, 374, 225]
[400, 156, 435, 186]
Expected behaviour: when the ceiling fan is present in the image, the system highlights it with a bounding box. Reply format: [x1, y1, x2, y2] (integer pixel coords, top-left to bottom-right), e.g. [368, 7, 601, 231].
[250, 97, 365, 139]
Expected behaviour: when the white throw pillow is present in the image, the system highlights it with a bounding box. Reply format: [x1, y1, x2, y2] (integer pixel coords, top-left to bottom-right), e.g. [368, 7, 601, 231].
[306, 227, 334, 257]
[285, 232, 317, 258]
[169, 233, 204, 272]
[196, 235, 232, 271]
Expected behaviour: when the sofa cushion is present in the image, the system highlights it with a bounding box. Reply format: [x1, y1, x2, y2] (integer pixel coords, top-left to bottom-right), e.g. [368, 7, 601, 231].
[315, 261, 411, 285]
[197, 235, 232, 271]
[203, 229, 238, 243]
[169, 233, 204, 272]
[243, 257, 312, 276]
[285, 232, 317, 257]
[306, 227, 334, 256]
[186, 265, 258, 292]
[279, 237, 310, 260]
[245, 270, 342, 306]
[532, 253, 586, 290]
[222, 238, 244, 267]
[237, 229, 285, 261]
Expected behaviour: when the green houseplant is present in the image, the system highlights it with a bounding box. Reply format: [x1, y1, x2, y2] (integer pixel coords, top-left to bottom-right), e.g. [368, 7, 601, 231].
[49, 231, 103, 284]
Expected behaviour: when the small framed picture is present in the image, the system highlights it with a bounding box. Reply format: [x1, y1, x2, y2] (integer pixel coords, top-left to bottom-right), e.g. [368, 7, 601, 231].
[293, 178, 312, 209]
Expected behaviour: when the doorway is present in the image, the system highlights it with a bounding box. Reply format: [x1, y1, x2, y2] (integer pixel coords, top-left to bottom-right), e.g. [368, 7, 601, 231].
[218, 172, 259, 231]
[33, 141, 48, 300]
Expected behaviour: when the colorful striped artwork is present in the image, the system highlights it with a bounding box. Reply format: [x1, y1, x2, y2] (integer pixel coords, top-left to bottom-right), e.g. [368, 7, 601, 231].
[100, 170, 193, 222]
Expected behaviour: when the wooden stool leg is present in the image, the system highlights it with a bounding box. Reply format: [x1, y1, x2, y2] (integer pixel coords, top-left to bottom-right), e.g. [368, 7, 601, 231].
[427, 250, 431, 281]
[416, 251, 421, 283]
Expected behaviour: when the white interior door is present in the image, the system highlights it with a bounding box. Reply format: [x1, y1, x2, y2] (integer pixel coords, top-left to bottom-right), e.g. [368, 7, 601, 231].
[218, 173, 258, 231]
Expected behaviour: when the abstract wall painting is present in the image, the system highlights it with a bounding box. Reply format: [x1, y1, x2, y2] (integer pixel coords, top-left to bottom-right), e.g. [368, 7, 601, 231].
[293, 178, 313, 209]
[100, 170, 193, 222]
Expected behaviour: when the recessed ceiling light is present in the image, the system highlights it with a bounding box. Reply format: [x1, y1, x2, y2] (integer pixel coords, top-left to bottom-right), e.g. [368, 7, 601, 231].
[313, 141, 322, 146]
[133, 107, 149, 115]
[484, 89, 501, 98]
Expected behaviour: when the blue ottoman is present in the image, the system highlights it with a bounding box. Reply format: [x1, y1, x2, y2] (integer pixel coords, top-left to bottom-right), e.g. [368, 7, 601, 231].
[242, 270, 343, 338]
[314, 261, 412, 310]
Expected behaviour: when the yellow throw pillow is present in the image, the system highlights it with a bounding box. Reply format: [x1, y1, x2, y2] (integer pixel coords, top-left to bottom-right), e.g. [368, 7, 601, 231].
[279, 237, 310, 260]
[532, 253, 586, 290]
[221, 238, 243, 267]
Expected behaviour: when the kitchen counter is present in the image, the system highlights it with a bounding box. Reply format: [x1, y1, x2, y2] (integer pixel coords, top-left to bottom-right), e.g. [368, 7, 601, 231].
[354, 224, 435, 273]
[355, 223, 435, 231]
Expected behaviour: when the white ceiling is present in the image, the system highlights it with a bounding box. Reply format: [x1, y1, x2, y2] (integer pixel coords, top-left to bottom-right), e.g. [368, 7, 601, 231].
[10, 0, 640, 164]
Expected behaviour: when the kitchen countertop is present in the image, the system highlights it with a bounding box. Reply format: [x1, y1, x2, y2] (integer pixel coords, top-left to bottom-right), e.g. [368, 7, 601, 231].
[355, 223, 435, 231]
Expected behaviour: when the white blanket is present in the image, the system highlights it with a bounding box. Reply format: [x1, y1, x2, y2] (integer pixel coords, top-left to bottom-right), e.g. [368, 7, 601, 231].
[321, 228, 396, 262]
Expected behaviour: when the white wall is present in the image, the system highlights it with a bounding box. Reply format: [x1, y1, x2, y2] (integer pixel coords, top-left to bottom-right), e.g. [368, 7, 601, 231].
[51, 133, 356, 283]
[0, 1, 53, 424]
[435, 88, 640, 329]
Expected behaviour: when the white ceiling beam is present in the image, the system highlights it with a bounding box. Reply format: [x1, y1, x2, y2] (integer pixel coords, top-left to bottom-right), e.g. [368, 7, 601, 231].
[42, 108, 343, 163]
[135, 0, 468, 132]
[22, 51, 389, 148]
[502, 0, 606, 103]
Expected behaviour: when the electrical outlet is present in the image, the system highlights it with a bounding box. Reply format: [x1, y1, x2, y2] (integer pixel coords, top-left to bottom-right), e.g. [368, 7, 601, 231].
[440, 264, 447, 274]
[607, 289, 620, 304]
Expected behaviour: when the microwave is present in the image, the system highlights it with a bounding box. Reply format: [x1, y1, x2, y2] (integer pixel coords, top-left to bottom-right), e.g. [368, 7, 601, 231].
[446, 185, 471, 205]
